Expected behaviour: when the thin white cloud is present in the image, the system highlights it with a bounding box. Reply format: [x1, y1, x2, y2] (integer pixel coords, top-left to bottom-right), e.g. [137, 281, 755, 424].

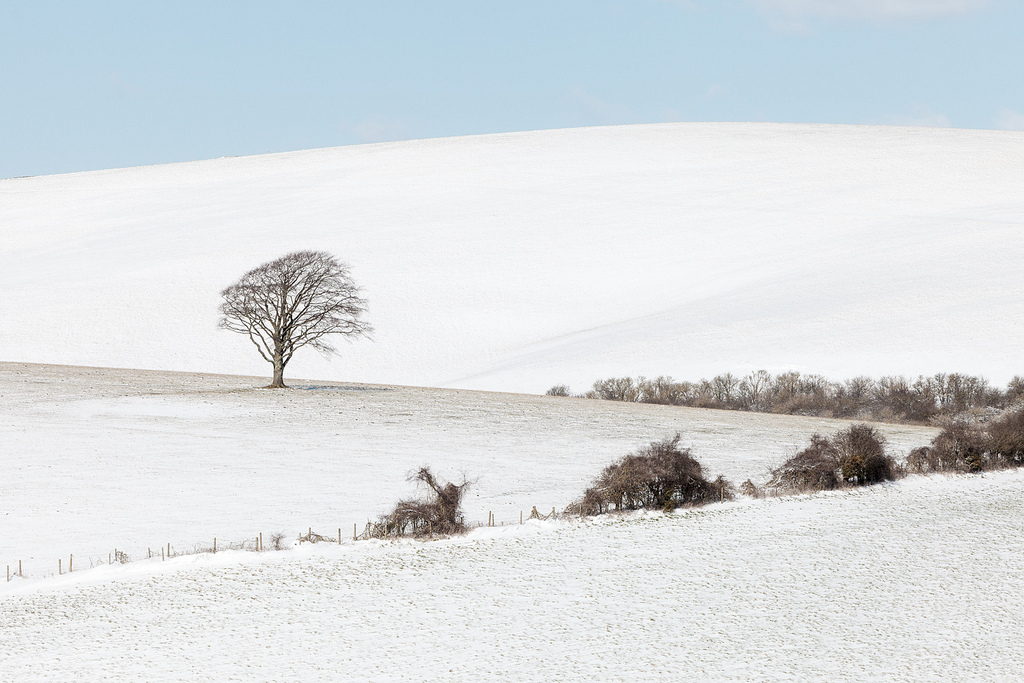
[661, 0, 707, 10]
[994, 108, 1024, 131]
[562, 86, 636, 126]
[881, 105, 952, 128]
[106, 71, 141, 97]
[342, 116, 412, 144]
[745, 0, 991, 29]
[705, 84, 729, 101]
[748, 0, 990, 20]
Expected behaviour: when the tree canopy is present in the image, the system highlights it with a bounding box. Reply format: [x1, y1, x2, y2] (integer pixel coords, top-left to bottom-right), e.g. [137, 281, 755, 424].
[219, 250, 371, 387]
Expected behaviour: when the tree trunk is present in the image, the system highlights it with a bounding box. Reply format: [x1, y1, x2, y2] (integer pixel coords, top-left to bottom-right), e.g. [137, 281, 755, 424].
[269, 355, 287, 388]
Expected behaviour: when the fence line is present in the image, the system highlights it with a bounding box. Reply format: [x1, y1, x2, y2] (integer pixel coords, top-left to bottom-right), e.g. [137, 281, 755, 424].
[5, 507, 563, 583]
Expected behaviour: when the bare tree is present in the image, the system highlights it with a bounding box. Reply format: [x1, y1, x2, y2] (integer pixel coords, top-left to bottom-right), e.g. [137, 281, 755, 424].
[739, 370, 773, 411]
[219, 251, 372, 388]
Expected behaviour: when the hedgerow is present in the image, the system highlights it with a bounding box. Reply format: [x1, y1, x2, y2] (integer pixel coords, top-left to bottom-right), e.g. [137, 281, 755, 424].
[549, 371, 1024, 424]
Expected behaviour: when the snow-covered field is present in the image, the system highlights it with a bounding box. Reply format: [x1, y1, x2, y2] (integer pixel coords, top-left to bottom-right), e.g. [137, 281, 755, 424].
[0, 361, 937, 582]
[2, 123, 1022, 392]
[4, 466, 1023, 681]
[3, 124, 1023, 679]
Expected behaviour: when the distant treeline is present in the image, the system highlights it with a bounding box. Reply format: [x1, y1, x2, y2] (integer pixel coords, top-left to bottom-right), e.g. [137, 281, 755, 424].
[547, 371, 1024, 424]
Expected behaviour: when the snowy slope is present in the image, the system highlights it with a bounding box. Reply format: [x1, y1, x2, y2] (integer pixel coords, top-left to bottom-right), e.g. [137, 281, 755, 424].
[4, 468, 1023, 681]
[2, 123, 1022, 393]
[0, 362, 937, 582]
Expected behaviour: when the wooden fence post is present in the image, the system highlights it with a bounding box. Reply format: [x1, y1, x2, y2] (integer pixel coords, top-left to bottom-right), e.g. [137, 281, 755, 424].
[214, 537, 217, 554]
[69, 554, 73, 573]
[353, 523, 357, 541]
[58, 559, 61, 575]
[259, 533, 263, 552]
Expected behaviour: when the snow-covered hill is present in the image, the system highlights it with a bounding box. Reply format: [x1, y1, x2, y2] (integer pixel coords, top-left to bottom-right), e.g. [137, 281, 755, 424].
[3, 123, 1022, 392]
[5, 459, 1023, 681]
[10, 362, 1018, 681]
[0, 361, 937, 581]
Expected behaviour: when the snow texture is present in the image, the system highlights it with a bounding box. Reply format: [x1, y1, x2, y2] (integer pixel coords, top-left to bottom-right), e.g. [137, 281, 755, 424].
[3, 123, 1023, 680]
[2, 123, 1023, 393]
[0, 362, 937, 581]
[3, 467, 1023, 681]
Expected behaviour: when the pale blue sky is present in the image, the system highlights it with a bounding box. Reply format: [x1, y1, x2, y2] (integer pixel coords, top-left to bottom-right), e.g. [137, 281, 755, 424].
[2, 0, 1022, 177]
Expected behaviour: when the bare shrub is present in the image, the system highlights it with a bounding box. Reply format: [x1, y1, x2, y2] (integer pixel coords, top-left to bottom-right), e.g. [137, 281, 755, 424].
[833, 376, 873, 418]
[298, 529, 335, 544]
[906, 446, 939, 474]
[739, 370, 773, 412]
[637, 376, 688, 405]
[370, 467, 471, 538]
[831, 424, 896, 485]
[545, 384, 571, 397]
[740, 478, 761, 498]
[988, 408, 1024, 467]
[875, 376, 937, 422]
[588, 377, 640, 402]
[709, 373, 741, 407]
[768, 424, 899, 493]
[565, 486, 607, 516]
[269, 533, 287, 551]
[910, 411, 1024, 474]
[768, 434, 840, 493]
[1006, 376, 1024, 406]
[567, 435, 732, 515]
[711, 475, 736, 503]
[929, 421, 987, 473]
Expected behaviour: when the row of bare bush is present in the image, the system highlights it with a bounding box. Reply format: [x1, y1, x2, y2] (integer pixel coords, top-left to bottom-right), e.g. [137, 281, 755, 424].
[549, 371, 1024, 424]
[566, 425, 901, 511]
[372, 408, 1024, 536]
[765, 409, 1024, 494]
[907, 409, 1024, 474]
